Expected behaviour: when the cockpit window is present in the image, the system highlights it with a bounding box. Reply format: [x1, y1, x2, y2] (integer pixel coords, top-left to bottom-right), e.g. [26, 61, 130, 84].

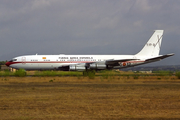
[13, 59, 17, 61]
[9, 59, 17, 62]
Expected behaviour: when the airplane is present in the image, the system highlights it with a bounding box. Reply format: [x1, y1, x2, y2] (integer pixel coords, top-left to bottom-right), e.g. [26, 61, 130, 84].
[6, 30, 174, 72]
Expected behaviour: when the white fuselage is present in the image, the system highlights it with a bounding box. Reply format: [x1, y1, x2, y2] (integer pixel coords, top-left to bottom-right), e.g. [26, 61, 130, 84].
[7, 54, 147, 70]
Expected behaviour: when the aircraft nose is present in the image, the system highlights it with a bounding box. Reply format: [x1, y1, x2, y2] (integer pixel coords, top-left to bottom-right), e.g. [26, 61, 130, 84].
[5, 62, 11, 67]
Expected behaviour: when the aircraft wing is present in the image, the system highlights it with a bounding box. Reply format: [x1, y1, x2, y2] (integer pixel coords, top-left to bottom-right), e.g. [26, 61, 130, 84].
[105, 59, 138, 65]
[145, 53, 175, 62]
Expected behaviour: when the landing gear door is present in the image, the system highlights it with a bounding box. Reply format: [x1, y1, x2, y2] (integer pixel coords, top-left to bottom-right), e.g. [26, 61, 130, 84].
[22, 57, 26, 64]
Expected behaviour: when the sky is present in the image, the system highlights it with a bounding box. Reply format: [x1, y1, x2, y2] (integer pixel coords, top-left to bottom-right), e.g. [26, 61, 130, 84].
[0, 0, 179, 66]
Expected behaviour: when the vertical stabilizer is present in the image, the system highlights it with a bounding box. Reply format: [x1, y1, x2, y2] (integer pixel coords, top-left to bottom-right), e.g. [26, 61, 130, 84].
[136, 30, 164, 56]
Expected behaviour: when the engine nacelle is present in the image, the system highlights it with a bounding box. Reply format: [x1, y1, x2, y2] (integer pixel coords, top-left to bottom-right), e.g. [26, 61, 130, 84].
[69, 65, 86, 71]
[89, 63, 107, 70]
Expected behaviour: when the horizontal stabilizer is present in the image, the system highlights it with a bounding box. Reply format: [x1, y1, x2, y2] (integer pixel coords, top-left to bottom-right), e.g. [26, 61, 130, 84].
[106, 59, 138, 65]
[145, 53, 174, 62]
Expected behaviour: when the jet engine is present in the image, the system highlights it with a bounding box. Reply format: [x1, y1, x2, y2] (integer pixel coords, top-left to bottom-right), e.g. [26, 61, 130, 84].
[89, 63, 107, 70]
[69, 65, 86, 71]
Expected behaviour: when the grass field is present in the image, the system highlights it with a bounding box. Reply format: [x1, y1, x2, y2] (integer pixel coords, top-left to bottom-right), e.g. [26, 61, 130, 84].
[0, 75, 180, 119]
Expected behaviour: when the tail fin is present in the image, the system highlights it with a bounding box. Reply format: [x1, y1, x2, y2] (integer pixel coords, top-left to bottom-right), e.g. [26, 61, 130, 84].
[136, 30, 164, 56]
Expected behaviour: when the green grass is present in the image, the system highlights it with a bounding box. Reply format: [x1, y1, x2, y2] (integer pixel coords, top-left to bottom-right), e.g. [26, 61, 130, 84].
[0, 70, 13, 76]
[0, 70, 179, 80]
[153, 70, 173, 76]
[133, 75, 139, 79]
[14, 69, 27, 77]
[175, 71, 180, 79]
[34, 71, 82, 76]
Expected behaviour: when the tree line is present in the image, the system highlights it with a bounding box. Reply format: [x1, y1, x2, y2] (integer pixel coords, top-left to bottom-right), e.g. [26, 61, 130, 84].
[0, 61, 6, 65]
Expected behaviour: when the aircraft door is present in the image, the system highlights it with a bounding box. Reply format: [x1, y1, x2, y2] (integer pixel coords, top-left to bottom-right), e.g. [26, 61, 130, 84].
[22, 57, 26, 64]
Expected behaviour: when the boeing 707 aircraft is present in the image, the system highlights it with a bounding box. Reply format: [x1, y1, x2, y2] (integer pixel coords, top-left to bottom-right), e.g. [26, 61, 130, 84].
[6, 30, 174, 71]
